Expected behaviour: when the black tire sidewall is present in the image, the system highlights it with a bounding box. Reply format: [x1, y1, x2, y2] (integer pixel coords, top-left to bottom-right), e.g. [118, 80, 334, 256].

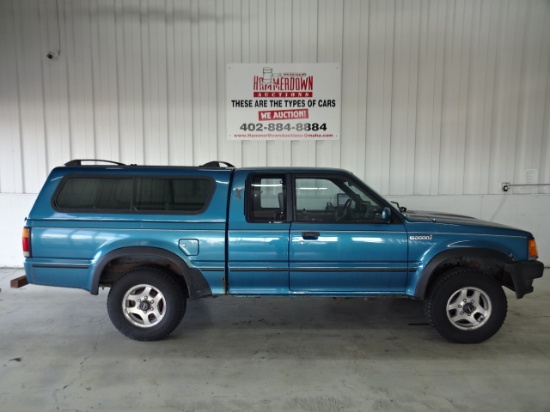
[426, 269, 507, 344]
[107, 267, 186, 341]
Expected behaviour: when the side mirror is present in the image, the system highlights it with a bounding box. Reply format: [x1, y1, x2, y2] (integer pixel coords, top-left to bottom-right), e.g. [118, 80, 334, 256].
[380, 207, 391, 222]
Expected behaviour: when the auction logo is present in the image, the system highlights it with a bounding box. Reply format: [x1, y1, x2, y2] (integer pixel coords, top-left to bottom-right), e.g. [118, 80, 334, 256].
[253, 67, 314, 98]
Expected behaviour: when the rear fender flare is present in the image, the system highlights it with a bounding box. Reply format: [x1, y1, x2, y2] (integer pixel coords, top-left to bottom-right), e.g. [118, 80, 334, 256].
[90, 246, 212, 299]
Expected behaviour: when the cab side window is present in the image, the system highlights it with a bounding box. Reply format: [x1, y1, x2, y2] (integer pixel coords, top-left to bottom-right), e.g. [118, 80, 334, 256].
[247, 175, 286, 222]
[294, 176, 386, 223]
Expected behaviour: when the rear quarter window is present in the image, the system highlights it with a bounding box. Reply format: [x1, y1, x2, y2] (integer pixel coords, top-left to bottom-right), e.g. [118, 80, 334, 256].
[54, 175, 214, 214]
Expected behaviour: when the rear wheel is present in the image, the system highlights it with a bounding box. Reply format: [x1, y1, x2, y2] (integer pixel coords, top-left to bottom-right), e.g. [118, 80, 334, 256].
[107, 266, 186, 341]
[425, 268, 507, 343]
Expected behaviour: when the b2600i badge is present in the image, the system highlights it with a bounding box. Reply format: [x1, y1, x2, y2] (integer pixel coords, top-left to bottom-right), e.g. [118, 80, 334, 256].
[410, 235, 433, 241]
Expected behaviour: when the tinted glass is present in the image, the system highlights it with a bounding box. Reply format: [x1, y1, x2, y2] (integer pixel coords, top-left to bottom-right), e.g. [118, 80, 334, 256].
[55, 176, 213, 213]
[134, 178, 213, 212]
[56, 178, 133, 210]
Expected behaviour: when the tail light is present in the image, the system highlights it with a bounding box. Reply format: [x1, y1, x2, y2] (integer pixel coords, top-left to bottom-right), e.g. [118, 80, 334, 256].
[22, 227, 31, 257]
[528, 238, 538, 260]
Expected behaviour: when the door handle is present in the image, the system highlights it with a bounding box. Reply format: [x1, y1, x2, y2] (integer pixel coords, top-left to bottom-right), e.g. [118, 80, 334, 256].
[302, 231, 320, 240]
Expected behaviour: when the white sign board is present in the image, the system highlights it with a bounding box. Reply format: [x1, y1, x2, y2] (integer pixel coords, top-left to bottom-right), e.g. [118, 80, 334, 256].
[227, 64, 341, 140]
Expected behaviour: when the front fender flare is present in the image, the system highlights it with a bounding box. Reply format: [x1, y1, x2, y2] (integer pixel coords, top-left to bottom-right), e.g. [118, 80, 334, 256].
[412, 248, 513, 299]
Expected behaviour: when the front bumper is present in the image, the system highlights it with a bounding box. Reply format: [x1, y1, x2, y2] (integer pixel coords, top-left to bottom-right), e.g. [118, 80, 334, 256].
[504, 260, 544, 299]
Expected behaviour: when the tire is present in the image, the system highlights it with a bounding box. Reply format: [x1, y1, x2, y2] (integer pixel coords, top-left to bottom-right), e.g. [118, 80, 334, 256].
[107, 266, 186, 341]
[425, 267, 507, 344]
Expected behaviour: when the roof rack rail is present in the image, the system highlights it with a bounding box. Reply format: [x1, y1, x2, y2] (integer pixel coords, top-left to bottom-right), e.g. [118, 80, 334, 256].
[200, 161, 235, 168]
[64, 159, 126, 167]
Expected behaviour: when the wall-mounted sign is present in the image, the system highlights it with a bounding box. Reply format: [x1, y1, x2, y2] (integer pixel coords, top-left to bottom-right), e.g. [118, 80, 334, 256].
[227, 64, 341, 141]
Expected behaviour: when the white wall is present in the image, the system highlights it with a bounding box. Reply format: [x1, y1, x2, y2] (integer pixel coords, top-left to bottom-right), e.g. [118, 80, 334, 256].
[1, 0, 549, 266]
[0, 194, 36, 267]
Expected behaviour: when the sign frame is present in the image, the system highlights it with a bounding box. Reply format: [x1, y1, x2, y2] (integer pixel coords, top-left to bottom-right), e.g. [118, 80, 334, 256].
[226, 63, 341, 141]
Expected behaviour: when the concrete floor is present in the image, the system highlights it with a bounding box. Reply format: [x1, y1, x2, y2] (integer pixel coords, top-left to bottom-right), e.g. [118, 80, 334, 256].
[1, 268, 549, 412]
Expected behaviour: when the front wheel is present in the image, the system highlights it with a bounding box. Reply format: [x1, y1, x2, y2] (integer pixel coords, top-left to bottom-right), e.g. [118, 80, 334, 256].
[425, 268, 507, 344]
[107, 266, 186, 341]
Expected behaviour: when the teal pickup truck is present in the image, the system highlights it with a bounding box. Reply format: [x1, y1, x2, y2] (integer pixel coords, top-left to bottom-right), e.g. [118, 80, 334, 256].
[22, 160, 544, 343]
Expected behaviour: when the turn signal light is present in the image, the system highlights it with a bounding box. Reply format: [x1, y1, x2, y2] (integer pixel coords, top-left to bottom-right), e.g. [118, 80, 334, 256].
[528, 238, 538, 260]
[22, 227, 31, 257]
